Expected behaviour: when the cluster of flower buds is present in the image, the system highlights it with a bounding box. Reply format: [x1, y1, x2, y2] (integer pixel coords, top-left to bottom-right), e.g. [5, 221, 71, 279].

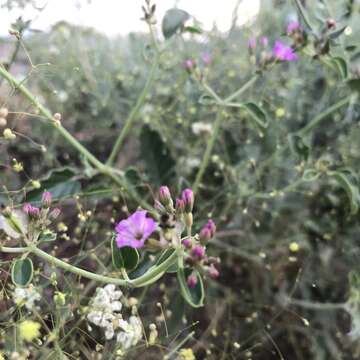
[22, 191, 60, 222]
[154, 186, 220, 287]
[183, 52, 212, 82]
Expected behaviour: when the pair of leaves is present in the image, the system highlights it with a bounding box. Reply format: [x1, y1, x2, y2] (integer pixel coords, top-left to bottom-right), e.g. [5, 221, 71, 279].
[12, 258, 33, 287]
[240, 102, 268, 129]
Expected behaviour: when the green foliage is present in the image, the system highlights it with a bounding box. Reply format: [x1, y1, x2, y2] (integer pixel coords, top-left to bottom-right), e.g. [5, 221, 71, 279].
[11, 258, 33, 286]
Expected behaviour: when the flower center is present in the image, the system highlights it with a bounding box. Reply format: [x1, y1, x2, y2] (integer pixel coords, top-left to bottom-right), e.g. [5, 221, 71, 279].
[135, 231, 143, 240]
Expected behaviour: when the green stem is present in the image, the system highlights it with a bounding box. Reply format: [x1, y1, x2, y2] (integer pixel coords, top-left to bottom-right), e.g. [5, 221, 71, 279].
[1, 245, 179, 288]
[192, 109, 224, 194]
[106, 54, 160, 165]
[293, 0, 317, 36]
[297, 95, 351, 136]
[224, 74, 259, 103]
[0, 64, 105, 172]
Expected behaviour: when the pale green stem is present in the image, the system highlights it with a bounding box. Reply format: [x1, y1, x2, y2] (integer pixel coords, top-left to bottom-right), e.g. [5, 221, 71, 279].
[192, 109, 224, 194]
[106, 53, 160, 166]
[1, 245, 180, 288]
[224, 74, 259, 103]
[297, 95, 352, 136]
[0, 64, 105, 171]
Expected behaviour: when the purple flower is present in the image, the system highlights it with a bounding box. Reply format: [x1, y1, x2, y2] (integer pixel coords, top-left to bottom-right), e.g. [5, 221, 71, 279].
[182, 188, 194, 213]
[260, 36, 269, 47]
[287, 21, 301, 35]
[273, 40, 298, 62]
[201, 52, 212, 65]
[248, 38, 257, 50]
[23, 203, 40, 218]
[115, 210, 157, 249]
[184, 59, 195, 71]
[42, 191, 52, 208]
[182, 237, 192, 249]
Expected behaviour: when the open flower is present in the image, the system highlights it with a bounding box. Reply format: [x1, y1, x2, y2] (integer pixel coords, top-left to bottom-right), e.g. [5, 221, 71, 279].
[273, 40, 298, 61]
[115, 210, 157, 249]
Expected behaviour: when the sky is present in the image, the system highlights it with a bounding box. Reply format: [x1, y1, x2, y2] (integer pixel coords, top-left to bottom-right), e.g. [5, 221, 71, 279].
[0, 0, 261, 36]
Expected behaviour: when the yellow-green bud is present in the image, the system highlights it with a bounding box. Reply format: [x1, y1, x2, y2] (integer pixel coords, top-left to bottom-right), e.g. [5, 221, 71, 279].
[31, 180, 41, 189]
[3, 128, 16, 140]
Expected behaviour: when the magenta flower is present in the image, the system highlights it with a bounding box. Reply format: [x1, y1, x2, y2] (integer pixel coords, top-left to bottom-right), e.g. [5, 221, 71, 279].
[191, 245, 205, 260]
[23, 203, 40, 218]
[248, 37, 257, 50]
[273, 40, 298, 62]
[182, 188, 194, 213]
[260, 36, 269, 47]
[287, 21, 301, 35]
[115, 210, 157, 249]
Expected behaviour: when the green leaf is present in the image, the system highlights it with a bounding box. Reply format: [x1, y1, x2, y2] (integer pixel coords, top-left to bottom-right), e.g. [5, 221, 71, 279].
[38, 229, 57, 242]
[329, 26, 347, 40]
[177, 268, 204, 308]
[0, 210, 28, 239]
[198, 94, 217, 106]
[111, 237, 139, 271]
[11, 258, 34, 287]
[25, 167, 81, 203]
[162, 8, 190, 39]
[183, 26, 202, 35]
[347, 79, 360, 93]
[156, 248, 178, 273]
[330, 56, 348, 79]
[288, 134, 310, 161]
[140, 125, 176, 186]
[328, 170, 360, 215]
[241, 102, 269, 129]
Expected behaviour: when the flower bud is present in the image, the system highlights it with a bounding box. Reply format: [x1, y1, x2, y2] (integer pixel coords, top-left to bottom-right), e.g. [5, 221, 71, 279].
[49, 208, 61, 220]
[23, 203, 40, 218]
[208, 264, 220, 279]
[182, 188, 194, 213]
[260, 36, 268, 47]
[326, 18, 336, 30]
[182, 237, 192, 249]
[191, 245, 205, 260]
[199, 226, 212, 245]
[175, 198, 185, 212]
[3, 128, 16, 140]
[31, 180, 41, 189]
[248, 38, 257, 51]
[41, 191, 52, 208]
[184, 59, 195, 71]
[187, 272, 198, 288]
[158, 186, 172, 206]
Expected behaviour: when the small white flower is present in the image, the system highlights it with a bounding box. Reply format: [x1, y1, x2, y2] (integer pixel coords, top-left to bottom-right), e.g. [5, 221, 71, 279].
[13, 285, 41, 310]
[191, 122, 212, 135]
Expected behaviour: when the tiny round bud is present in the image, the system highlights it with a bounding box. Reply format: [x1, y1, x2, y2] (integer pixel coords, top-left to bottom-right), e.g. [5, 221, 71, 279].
[31, 180, 41, 189]
[182, 237, 192, 249]
[53, 113, 62, 121]
[326, 18, 336, 30]
[3, 128, 16, 140]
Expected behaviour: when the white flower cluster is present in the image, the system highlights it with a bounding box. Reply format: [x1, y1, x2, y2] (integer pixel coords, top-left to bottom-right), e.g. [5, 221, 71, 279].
[87, 284, 143, 350]
[13, 284, 41, 310]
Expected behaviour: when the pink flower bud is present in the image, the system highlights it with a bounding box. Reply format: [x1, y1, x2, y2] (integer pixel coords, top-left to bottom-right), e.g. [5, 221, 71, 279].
[182, 188, 194, 213]
[287, 21, 301, 35]
[187, 272, 198, 288]
[182, 237, 192, 249]
[42, 191, 52, 208]
[248, 38, 257, 50]
[184, 59, 195, 71]
[175, 198, 185, 213]
[49, 208, 61, 220]
[199, 227, 212, 245]
[208, 264, 220, 279]
[205, 219, 216, 237]
[191, 245, 205, 260]
[23, 203, 40, 218]
[260, 36, 269, 47]
[159, 186, 171, 206]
